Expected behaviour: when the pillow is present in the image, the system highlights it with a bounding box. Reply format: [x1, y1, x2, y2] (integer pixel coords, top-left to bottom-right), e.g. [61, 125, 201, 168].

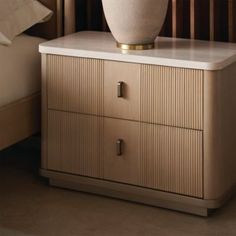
[0, 0, 53, 45]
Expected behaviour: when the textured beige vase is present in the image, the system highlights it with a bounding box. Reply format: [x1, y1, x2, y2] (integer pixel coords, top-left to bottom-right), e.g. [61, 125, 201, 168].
[102, 0, 169, 49]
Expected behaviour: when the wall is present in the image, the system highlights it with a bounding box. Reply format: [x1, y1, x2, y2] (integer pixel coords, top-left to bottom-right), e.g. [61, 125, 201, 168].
[76, 0, 236, 42]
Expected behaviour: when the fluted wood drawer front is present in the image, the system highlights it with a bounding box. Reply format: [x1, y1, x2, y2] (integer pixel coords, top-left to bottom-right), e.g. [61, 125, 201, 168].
[104, 61, 140, 121]
[141, 65, 203, 130]
[104, 118, 140, 186]
[140, 123, 203, 198]
[47, 110, 103, 178]
[104, 118, 203, 198]
[47, 55, 104, 115]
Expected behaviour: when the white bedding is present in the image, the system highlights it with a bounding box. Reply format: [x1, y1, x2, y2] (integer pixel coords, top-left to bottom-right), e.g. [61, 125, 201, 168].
[0, 34, 45, 107]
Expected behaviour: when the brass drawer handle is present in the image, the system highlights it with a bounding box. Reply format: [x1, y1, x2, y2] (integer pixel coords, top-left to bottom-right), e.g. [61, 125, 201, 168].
[116, 139, 123, 156]
[117, 81, 124, 97]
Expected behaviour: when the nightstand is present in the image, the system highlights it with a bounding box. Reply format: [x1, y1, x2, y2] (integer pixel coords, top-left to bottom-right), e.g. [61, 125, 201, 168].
[39, 31, 236, 216]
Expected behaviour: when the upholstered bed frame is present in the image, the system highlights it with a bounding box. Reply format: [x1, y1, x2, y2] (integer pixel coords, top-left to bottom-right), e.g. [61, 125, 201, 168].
[0, 0, 63, 150]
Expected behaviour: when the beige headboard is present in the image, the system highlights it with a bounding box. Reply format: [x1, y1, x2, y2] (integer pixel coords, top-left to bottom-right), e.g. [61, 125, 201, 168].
[27, 0, 63, 39]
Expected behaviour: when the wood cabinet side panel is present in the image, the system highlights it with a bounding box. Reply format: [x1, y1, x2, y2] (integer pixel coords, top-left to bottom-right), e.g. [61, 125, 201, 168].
[41, 54, 48, 169]
[204, 62, 236, 199]
[141, 65, 203, 130]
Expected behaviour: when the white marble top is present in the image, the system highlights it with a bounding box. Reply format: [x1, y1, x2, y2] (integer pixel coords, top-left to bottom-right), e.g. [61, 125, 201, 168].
[39, 31, 236, 70]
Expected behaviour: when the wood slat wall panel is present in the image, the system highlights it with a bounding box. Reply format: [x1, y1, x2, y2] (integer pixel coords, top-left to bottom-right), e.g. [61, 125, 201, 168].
[47, 55, 104, 115]
[77, 0, 236, 42]
[140, 123, 203, 198]
[48, 110, 104, 178]
[141, 65, 203, 130]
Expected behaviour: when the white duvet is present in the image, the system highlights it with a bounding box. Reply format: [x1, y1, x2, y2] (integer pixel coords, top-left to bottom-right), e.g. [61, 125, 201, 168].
[0, 34, 45, 107]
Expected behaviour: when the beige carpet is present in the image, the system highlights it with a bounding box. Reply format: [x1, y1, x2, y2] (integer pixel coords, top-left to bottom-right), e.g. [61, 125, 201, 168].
[1, 139, 236, 236]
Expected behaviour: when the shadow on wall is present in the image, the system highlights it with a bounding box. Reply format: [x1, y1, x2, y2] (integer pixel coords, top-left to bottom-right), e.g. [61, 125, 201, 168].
[75, 0, 236, 42]
[76, 0, 109, 32]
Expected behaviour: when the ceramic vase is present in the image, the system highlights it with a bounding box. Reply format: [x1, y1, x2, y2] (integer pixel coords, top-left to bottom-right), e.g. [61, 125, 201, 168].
[102, 0, 169, 50]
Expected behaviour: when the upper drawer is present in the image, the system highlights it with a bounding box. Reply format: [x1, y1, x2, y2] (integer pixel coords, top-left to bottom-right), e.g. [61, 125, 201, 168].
[47, 55, 104, 115]
[47, 56, 203, 130]
[140, 65, 203, 130]
[104, 61, 140, 121]
[104, 61, 203, 130]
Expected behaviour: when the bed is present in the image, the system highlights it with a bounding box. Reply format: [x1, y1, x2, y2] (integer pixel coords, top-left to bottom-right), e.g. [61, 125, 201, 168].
[0, 0, 63, 150]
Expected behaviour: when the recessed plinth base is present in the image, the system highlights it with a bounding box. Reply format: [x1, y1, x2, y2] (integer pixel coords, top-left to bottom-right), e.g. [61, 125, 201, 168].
[40, 169, 233, 217]
[117, 42, 155, 50]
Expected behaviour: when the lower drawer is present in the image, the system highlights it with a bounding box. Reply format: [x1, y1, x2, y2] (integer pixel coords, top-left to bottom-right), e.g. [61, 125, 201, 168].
[47, 110, 203, 198]
[47, 110, 103, 178]
[104, 118, 203, 198]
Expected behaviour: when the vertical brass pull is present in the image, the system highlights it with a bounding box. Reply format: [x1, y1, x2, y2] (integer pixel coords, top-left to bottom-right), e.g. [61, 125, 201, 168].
[116, 139, 123, 156]
[117, 81, 124, 97]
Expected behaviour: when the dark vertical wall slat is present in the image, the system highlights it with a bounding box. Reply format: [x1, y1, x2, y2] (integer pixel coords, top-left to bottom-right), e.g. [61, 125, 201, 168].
[182, 0, 191, 39]
[196, 0, 210, 40]
[76, 0, 236, 43]
[160, 0, 173, 37]
[172, 0, 183, 38]
[211, 0, 229, 42]
[76, 0, 87, 31]
[172, 0, 190, 38]
[102, 13, 109, 32]
[76, 0, 104, 31]
[228, 0, 236, 42]
[86, 0, 92, 29]
[190, 0, 210, 40]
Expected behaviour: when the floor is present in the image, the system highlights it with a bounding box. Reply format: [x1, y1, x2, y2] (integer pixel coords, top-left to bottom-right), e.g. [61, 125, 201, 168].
[0, 140, 236, 236]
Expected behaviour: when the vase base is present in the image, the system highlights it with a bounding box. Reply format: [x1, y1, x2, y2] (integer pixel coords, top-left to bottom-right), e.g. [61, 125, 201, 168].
[117, 42, 154, 50]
